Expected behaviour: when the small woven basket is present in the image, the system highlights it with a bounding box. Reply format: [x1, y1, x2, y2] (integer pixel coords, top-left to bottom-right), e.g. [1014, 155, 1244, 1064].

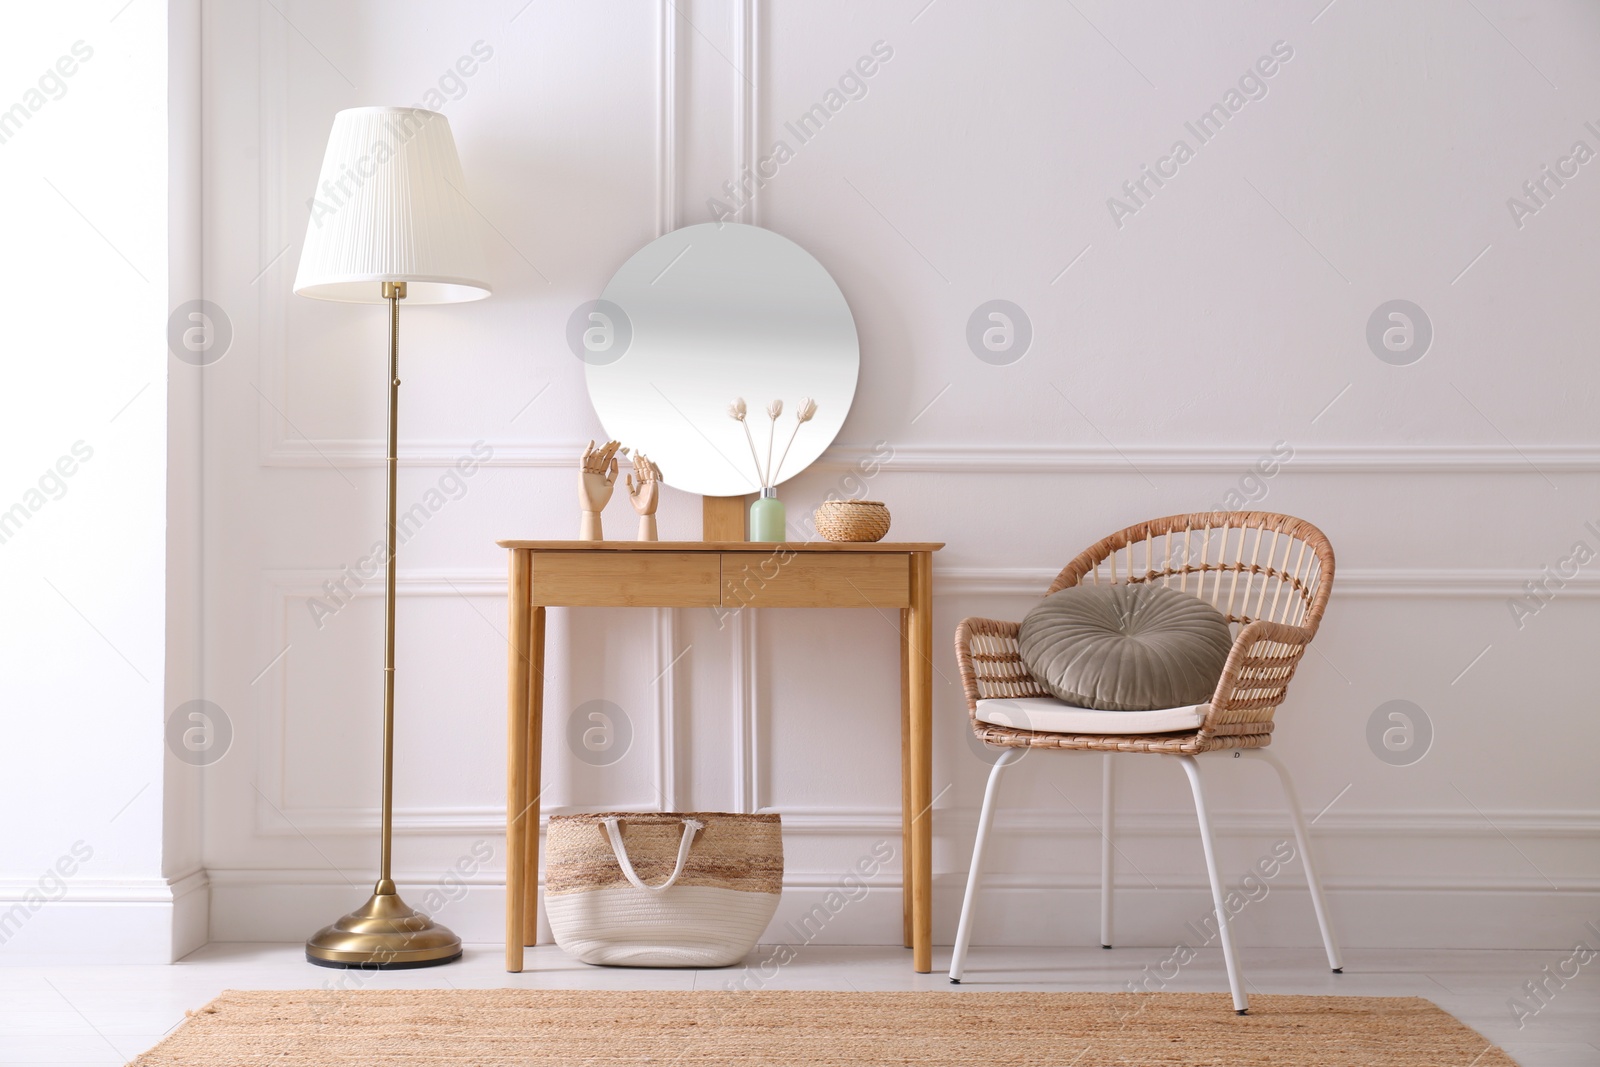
[814, 500, 891, 542]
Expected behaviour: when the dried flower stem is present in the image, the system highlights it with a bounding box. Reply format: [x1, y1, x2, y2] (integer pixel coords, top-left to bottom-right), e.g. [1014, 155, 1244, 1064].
[771, 423, 802, 485]
[729, 397, 765, 489]
[764, 413, 779, 488]
[740, 421, 763, 488]
[771, 398, 816, 486]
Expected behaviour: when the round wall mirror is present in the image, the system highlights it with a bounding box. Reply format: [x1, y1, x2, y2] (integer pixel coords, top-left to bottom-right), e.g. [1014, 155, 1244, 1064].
[583, 222, 859, 498]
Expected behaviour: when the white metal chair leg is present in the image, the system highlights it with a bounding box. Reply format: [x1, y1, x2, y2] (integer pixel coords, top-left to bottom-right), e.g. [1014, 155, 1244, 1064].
[1177, 754, 1248, 1014]
[1100, 752, 1115, 949]
[1238, 749, 1343, 973]
[949, 748, 1023, 983]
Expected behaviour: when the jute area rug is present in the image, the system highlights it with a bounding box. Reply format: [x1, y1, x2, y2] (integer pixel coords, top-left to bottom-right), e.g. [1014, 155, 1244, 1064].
[128, 989, 1513, 1066]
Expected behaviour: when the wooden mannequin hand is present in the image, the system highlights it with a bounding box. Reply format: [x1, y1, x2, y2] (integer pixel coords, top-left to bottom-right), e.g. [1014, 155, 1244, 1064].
[579, 440, 622, 511]
[627, 453, 661, 541]
[626, 453, 661, 516]
[578, 439, 623, 539]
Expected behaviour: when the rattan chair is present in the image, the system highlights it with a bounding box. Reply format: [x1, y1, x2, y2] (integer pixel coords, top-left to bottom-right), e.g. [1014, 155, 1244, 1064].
[948, 511, 1342, 1013]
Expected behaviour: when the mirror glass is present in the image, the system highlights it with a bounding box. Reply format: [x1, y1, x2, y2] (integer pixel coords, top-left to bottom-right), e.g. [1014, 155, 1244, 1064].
[583, 222, 859, 498]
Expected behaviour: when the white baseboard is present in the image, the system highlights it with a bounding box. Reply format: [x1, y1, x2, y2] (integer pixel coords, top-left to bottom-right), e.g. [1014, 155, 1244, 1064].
[0, 870, 209, 964]
[11, 855, 1592, 961]
[0, 901, 178, 963]
[171, 869, 210, 960]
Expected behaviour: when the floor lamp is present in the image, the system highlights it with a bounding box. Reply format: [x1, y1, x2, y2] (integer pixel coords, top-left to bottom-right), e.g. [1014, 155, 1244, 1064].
[293, 107, 491, 968]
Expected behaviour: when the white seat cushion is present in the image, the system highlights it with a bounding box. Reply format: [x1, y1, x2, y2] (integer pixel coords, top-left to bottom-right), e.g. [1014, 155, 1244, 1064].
[976, 695, 1207, 736]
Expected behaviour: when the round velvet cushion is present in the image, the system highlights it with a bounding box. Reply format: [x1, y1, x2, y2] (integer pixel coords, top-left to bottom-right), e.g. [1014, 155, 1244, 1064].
[1018, 583, 1233, 711]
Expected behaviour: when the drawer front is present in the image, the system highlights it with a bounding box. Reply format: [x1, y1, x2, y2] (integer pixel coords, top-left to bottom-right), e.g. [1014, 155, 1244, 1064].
[721, 552, 911, 608]
[531, 552, 720, 607]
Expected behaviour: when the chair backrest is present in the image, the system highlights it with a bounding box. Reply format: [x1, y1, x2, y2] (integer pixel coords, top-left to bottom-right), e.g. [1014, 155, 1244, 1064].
[1048, 512, 1335, 633]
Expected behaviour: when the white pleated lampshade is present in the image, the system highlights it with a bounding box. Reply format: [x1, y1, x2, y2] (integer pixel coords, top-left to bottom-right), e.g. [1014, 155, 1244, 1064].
[294, 107, 491, 304]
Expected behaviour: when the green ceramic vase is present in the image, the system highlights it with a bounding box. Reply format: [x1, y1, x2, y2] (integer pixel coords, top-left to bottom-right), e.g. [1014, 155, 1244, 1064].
[748, 487, 786, 542]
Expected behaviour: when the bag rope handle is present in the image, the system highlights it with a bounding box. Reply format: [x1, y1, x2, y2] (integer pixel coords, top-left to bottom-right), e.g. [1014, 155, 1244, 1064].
[600, 816, 705, 893]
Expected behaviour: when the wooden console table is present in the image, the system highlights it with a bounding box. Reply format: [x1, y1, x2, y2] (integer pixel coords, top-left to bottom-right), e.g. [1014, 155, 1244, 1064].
[498, 539, 944, 973]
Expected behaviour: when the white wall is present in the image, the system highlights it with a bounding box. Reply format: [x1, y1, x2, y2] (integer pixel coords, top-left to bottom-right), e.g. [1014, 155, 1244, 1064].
[0, 3, 184, 961]
[193, 0, 1598, 954]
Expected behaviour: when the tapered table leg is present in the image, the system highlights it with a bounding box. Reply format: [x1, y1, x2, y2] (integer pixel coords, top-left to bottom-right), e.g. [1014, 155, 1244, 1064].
[523, 606, 545, 947]
[900, 606, 913, 950]
[505, 550, 532, 972]
[907, 552, 934, 973]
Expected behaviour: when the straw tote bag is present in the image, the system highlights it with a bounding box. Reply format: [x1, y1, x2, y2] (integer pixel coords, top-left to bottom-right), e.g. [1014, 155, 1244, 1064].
[545, 812, 782, 967]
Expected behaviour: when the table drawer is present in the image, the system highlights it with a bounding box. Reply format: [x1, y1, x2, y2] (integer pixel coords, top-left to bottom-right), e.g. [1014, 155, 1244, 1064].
[531, 552, 720, 606]
[721, 551, 911, 608]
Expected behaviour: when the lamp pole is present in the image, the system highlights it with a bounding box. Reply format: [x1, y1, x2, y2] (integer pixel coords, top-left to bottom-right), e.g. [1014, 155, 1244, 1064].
[304, 281, 462, 969]
[378, 280, 403, 891]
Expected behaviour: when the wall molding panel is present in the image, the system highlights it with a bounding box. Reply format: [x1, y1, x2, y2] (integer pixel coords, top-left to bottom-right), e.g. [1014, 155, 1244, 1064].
[261, 439, 1600, 473]
[730, 609, 763, 814]
[262, 565, 1598, 608]
[822, 443, 1600, 475]
[230, 803, 1600, 841]
[936, 566, 1600, 599]
[256, 0, 680, 465]
[732, 0, 759, 226]
[253, 571, 676, 836]
[653, 608, 681, 812]
[251, 564, 1584, 840]
[254, 0, 293, 468]
[657, 0, 678, 236]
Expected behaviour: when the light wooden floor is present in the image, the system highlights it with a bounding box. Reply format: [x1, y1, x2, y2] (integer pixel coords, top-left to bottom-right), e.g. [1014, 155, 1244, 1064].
[1, 944, 1594, 1066]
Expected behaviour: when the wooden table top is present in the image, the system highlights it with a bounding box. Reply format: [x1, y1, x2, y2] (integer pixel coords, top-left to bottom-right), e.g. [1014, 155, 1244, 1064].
[497, 540, 944, 552]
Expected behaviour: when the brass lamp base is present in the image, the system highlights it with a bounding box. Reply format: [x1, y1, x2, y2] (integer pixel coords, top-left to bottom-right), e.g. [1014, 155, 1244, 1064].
[305, 880, 462, 969]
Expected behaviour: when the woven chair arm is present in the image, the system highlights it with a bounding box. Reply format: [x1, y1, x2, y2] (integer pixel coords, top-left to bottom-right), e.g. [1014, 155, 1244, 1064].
[1234, 618, 1314, 644]
[954, 616, 1050, 712]
[1202, 618, 1315, 734]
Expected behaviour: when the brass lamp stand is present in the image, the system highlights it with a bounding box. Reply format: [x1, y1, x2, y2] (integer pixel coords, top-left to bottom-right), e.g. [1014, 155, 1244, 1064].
[305, 282, 462, 969]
